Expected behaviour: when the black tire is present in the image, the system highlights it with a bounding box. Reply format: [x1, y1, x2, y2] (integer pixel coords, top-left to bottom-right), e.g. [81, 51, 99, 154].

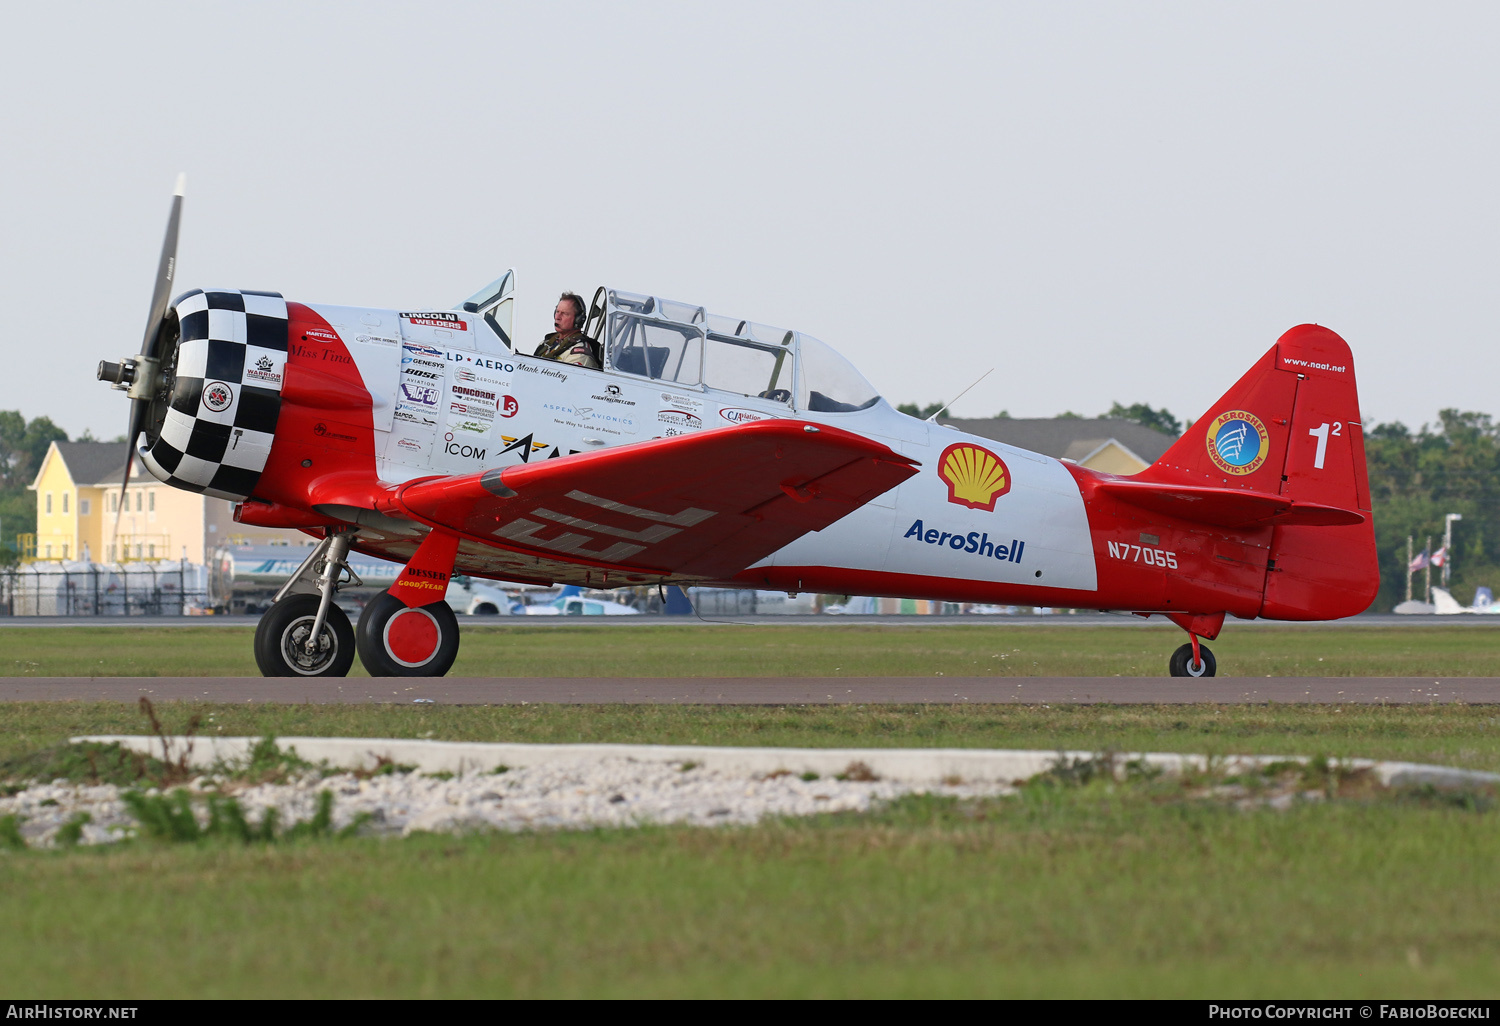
[1169, 642, 1217, 678]
[356, 592, 461, 677]
[472, 602, 499, 615]
[253, 595, 356, 678]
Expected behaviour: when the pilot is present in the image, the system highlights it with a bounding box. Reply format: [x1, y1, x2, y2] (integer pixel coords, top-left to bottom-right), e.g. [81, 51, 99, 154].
[534, 292, 600, 369]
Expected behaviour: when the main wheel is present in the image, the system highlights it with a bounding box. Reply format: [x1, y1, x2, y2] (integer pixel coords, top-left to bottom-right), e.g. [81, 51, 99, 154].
[1169, 642, 1216, 678]
[254, 595, 356, 677]
[356, 592, 461, 677]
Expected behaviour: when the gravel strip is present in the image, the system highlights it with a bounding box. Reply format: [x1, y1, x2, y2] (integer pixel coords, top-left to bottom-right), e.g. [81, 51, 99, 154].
[0, 758, 1011, 848]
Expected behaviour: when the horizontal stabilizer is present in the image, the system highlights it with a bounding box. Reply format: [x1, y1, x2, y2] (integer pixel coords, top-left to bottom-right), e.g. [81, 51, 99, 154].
[1097, 479, 1365, 529]
[382, 420, 919, 581]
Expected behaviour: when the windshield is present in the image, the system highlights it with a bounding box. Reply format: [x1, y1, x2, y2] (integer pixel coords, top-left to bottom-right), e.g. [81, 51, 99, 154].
[795, 334, 880, 412]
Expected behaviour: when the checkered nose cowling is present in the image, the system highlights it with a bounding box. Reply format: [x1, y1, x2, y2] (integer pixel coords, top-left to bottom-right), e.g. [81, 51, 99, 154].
[138, 289, 287, 500]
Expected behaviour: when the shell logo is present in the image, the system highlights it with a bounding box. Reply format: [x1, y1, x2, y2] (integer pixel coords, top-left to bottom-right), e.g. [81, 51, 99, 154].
[937, 442, 1011, 511]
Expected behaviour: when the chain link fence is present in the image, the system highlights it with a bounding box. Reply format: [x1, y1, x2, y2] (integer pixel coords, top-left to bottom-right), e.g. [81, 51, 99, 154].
[0, 562, 211, 616]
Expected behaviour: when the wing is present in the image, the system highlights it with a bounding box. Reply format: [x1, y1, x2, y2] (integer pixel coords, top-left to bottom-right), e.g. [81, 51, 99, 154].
[1096, 479, 1365, 528]
[377, 420, 919, 581]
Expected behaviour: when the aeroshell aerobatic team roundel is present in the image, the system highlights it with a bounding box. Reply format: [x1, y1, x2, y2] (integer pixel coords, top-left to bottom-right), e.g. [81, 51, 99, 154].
[1206, 409, 1271, 475]
[937, 443, 1011, 511]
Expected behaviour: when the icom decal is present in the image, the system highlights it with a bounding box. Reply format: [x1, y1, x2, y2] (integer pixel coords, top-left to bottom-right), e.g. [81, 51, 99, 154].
[401, 311, 468, 331]
[1206, 410, 1271, 476]
[443, 432, 486, 460]
[937, 443, 1011, 512]
[903, 520, 1026, 564]
[202, 381, 234, 413]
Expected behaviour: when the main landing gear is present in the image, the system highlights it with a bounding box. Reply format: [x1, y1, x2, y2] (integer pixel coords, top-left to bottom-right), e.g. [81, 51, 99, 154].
[253, 530, 462, 678]
[1164, 612, 1223, 678]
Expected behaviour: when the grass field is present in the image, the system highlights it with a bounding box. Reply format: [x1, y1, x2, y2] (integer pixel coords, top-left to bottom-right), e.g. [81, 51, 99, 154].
[4, 785, 1499, 997]
[4, 625, 1499, 998]
[3, 622, 1500, 677]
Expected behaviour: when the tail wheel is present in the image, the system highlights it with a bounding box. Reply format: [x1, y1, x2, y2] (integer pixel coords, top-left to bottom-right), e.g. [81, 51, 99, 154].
[254, 595, 356, 678]
[356, 592, 461, 677]
[1169, 642, 1217, 678]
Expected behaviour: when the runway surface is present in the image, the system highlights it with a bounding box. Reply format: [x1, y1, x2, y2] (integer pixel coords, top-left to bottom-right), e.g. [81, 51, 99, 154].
[2, 676, 1496, 704]
[1, 614, 1498, 628]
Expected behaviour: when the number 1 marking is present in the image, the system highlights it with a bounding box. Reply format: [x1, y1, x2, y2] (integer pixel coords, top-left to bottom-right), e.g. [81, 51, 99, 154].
[1309, 422, 1330, 469]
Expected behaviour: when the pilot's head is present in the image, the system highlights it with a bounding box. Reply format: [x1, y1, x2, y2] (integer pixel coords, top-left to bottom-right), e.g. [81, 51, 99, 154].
[554, 292, 586, 334]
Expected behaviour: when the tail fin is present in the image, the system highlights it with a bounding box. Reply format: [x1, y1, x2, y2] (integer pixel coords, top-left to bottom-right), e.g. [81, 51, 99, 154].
[1144, 325, 1378, 619]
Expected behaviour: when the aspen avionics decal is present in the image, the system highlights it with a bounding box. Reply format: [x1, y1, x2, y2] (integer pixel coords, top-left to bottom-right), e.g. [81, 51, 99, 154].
[400, 311, 468, 331]
[937, 443, 1011, 512]
[1205, 410, 1270, 476]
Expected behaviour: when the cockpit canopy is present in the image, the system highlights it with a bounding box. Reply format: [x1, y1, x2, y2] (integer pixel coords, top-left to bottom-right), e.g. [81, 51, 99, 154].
[603, 289, 881, 413]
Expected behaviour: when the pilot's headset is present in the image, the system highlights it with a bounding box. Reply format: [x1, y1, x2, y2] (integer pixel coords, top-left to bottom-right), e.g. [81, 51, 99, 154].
[560, 292, 586, 332]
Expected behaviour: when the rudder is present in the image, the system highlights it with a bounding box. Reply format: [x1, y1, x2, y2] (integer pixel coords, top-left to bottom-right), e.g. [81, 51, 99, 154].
[1143, 324, 1378, 620]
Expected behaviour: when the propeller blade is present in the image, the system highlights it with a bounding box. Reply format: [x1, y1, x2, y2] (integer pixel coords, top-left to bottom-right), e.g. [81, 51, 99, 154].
[114, 404, 148, 542]
[138, 173, 185, 358]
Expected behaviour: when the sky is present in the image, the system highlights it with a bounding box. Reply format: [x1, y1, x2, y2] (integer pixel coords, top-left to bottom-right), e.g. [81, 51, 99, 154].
[2, 1, 1498, 438]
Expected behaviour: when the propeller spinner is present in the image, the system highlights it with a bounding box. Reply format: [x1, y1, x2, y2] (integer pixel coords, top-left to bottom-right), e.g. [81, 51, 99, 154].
[97, 173, 185, 527]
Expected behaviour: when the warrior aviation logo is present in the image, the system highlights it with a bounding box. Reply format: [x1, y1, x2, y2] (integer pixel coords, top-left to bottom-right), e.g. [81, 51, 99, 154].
[936, 443, 1011, 511]
[202, 381, 234, 413]
[1205, 410, 1270, 476]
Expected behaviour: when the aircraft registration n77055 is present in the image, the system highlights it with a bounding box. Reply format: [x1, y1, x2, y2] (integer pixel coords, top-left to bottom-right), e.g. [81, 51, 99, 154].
[97, 180, 1378, 679]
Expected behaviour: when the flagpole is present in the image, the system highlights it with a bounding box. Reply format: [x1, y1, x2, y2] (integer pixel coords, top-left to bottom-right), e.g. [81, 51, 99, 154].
[1425, 535, 1432, 604]
[1443, 513, 1463, 589]
[1407, 536, 1413, 603]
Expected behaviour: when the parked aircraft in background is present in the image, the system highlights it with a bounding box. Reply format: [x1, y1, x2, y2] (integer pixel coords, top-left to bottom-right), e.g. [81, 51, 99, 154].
[1431, 586, 1499, 614]
[96, 181, 1379, 678]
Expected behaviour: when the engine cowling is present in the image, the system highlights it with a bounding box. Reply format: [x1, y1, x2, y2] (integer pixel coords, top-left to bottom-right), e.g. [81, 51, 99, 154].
[136, 288, 288, 500]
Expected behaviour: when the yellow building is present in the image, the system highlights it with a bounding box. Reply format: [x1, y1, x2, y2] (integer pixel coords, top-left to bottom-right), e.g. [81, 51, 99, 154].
[28, 441, 304, 563]
[937, 417, 1177, 475]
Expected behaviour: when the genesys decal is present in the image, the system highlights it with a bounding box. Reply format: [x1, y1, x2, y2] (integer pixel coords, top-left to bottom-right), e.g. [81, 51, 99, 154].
[401, 311, 468, 331]
[203, 381, 234, 413]
[719, 407, 773, 425]
[903, 519, 1026, 564]
[405, 355, 445, 370]
[1206, 410, 1270, 476]
[937, 443, 1011, 512]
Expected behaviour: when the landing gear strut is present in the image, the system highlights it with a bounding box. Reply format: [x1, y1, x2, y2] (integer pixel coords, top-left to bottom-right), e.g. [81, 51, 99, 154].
[253, 531, 361, 677]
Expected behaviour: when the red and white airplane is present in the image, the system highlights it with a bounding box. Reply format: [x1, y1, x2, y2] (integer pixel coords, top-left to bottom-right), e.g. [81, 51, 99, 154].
[98, 183, 1378, 678]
